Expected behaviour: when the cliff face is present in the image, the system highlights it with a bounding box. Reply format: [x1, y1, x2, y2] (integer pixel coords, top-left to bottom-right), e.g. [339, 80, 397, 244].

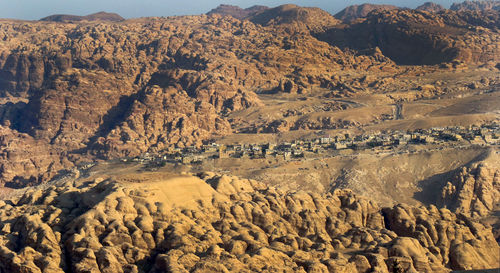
[0, 126, 69, 187]
[441, 163, 500, 217]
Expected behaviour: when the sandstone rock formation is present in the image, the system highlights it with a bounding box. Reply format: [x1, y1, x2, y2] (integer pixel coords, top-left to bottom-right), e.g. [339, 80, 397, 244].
[0, 171, 498, 272]
[0, 5, 498, 272]
[0, 125, 69, 187]
[441, 163, 500, 218]
[0, 3, 498, 187]
[0, 9, 382, 185]
[91, 86, 232, 158]
[317, 8, 500, 65]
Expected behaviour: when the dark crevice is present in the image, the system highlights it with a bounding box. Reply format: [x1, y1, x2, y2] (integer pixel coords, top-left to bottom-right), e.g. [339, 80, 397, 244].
[85, 92, 139, 147]
[49, 97, 69, 145]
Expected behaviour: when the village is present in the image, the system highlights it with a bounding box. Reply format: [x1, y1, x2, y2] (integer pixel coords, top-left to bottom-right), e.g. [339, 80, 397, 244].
[125, 122, 500, 166]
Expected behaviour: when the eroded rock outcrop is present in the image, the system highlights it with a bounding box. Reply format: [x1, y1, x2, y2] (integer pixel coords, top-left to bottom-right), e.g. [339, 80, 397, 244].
[91, 86, 232, 158]
[441, 163, 500, 217]
[317, 8, 500, 65]
[0, 172, 498, 272]
[0, 126, 68, 187]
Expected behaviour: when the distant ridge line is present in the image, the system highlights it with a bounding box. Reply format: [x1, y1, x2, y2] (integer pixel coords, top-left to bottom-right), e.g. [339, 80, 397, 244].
[40, 11, 124, 22]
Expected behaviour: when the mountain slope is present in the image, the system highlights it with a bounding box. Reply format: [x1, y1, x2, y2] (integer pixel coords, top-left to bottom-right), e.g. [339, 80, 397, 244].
[416, 2, 446, 12]
[248, 4, 341, 31]
[0, 4, 498, 187]
[334, 4, 399, 22]
[316, 8, 500, 65]
[206, 4, 268, 19]
[450, 0, 500, 11]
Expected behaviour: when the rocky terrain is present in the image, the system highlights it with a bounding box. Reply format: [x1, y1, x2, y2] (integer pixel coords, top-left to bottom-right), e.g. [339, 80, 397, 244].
[441, 163, 499, 218]
[416, 2, 446, 12]
[0, 168, 498, 272]
[0, 2, 499, 271]
[0, 3, 498, 187]
[450, 0, 500, 11]
[206, 5, 269, 20]
[316, 8, 500, 65]
[247, 4, 341, 32]
[333, 4, 400, 22]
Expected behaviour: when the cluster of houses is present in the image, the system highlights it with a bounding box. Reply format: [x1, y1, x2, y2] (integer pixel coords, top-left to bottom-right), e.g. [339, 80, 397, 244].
[127, 123, 500, 165]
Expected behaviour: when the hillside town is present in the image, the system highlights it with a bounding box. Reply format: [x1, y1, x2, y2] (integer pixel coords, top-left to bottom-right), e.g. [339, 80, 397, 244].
[126, 123, 500, 165]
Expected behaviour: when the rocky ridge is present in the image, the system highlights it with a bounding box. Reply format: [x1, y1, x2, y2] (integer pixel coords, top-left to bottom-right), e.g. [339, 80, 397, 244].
[40, 12, 125, 22]
[0, 171, 498, 272]
[206, 5, 269, 20]
[91, 86, 233, 158]
[333, 4, 400, 22]
[247, 4, 341, 32]
[207, 4, 341, 31]
[416, 2, 446, 12]
[316, 8, 500, 65]
[450, 0, 500, 11]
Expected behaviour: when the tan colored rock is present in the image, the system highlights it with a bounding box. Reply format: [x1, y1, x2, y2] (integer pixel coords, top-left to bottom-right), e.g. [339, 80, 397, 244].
[2, 172, 497, 272]
[441, 163, 500, 217]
